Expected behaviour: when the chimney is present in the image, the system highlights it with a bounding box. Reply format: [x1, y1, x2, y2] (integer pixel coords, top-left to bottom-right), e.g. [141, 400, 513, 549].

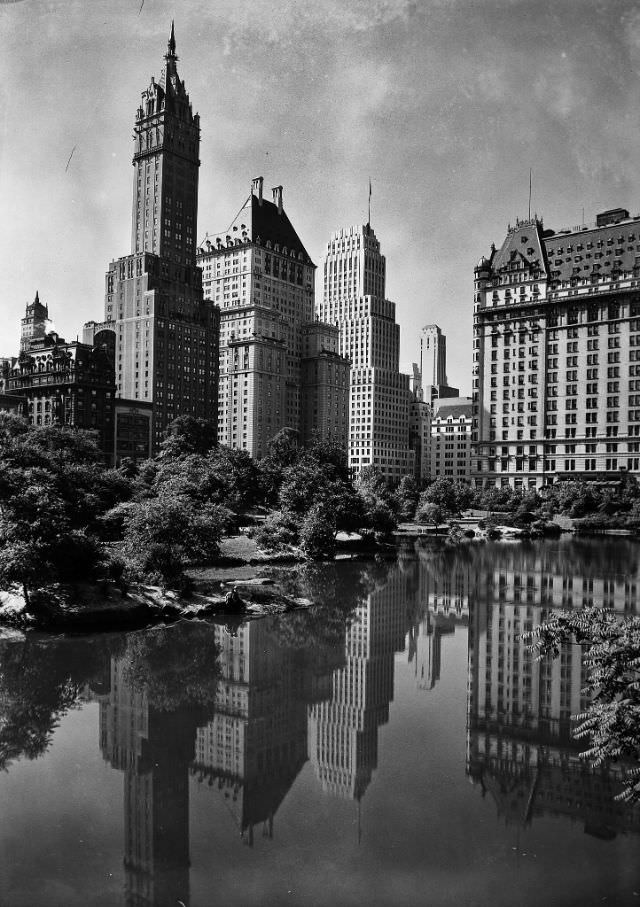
[272, 185, 283, 215]
[251, 176, 264, 205]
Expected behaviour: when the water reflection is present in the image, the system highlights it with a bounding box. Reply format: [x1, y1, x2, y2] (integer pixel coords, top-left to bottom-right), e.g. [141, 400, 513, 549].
[1, 540, 640, 906]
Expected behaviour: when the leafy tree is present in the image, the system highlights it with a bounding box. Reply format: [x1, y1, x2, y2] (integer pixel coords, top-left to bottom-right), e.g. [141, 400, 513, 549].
[525, 607, 640, 802]
[259, 428, 300, 503]
[416, 501, 446, 530]
[253, 510, 300, 552]
[116, 494, 229, 588]
[0, 417, 131, 608]
[395, 475, 420, 521]
[299, 501, 338, 559]
[418, 477, 469, 521]
[159, 415, 218, 458]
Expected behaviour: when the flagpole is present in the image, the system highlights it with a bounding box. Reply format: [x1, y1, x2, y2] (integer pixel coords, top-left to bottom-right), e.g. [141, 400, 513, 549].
[368, 178, 372, 227]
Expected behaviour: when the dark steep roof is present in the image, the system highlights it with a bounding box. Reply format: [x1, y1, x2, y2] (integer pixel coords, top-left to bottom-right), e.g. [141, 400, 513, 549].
[542, 216, 640, 284]
[220, 194, 314, 266]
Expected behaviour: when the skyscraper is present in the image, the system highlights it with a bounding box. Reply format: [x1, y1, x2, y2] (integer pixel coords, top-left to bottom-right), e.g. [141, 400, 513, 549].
[85, 24, 219, 452]
[197, 179, 349, 456]
[318, 223, 413, 482]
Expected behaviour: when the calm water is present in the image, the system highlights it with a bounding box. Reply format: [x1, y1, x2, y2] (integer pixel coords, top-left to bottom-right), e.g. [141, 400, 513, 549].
[1, 538, 640, 907]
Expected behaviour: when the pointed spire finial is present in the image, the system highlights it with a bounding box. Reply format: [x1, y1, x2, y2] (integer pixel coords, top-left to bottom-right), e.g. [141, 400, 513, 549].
[34, 290, 39, 305]
[168, 20, 176, 57]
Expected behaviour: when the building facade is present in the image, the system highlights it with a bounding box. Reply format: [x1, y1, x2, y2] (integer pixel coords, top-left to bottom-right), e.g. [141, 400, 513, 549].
[85, 25, 219, 453]
[473, 207, 640, 489]
[5, 308, 116, 458]
[318, 223, 413, 482]
[197, 178, 349, 457]
[430, 397, 473, 481]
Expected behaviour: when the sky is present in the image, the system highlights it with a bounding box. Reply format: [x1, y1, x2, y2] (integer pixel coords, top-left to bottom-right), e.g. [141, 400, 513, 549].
[2, 0, 640, 390]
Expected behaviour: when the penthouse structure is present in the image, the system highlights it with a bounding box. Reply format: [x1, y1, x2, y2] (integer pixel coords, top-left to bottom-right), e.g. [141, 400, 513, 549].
[318, 223, 413, 482]
[473, 207, 640, 489]
[85, 25, 220, 452]
[197, 179, 349, 456]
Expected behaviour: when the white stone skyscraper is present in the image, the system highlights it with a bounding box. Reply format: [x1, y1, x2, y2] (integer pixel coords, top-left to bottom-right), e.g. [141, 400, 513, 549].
[318, 223, 413, 481]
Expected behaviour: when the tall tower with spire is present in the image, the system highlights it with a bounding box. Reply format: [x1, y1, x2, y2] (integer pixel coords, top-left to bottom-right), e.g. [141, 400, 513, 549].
[130, 21, 200, 264]
[85, 24, 219, 452]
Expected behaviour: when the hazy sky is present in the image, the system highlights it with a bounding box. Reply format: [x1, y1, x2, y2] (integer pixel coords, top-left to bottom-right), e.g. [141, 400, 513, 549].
[2, 0, 640, 389]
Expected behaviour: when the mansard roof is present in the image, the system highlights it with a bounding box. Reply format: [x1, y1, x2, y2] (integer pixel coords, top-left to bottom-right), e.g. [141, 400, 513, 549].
[201, 192, 315, 266]
[490, 217, 548, 276]
[542, 214, 640, 284]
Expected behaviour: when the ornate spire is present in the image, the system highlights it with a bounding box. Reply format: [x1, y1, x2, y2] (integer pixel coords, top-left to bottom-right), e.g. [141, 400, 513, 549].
[166, 20, 177, 59]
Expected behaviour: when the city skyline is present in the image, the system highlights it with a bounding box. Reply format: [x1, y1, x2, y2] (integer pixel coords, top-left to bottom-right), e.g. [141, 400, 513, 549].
[3, 1, 640, 391]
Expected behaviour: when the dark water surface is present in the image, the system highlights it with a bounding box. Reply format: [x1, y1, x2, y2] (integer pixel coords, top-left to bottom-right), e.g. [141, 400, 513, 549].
[1, 538, 640, 907]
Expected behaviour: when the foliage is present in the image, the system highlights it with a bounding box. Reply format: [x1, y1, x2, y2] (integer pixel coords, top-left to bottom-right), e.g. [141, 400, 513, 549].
[159, 415, 218, 458]
[253, 510, 300, 552]
[417, 478, 472, 525]
[416, 501, 447, 529]
[525, 607, 640, 802]
[355, 467, 398, 541]
[116, 494, 228, 588]
[299, 501, 338, 559]
[395, 475, 420, 521]
[0, 416, 133, 606]
[259, 428, 300, 503]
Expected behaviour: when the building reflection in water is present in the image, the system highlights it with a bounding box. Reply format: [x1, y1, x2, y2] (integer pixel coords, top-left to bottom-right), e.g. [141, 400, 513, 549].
[96, 541, 640, 907]
[99, 656, 204, 907]
[307, 566, 409, 802]
[463, 542, 640, 839]
[191, 619, 341, 845]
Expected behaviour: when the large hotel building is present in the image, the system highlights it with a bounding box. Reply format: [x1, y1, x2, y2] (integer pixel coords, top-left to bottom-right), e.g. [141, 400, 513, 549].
[318, 224, 413, 481]
[472, 207, 640, 489]
[197, 179, 349, 457]
[84, 26, 220, 453]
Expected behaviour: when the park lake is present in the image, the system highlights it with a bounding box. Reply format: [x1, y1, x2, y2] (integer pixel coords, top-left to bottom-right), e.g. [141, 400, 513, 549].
[0, 537, 639, 907]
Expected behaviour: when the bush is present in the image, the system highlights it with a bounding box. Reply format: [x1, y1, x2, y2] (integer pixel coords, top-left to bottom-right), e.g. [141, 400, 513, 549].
[253, 511, 300, 552]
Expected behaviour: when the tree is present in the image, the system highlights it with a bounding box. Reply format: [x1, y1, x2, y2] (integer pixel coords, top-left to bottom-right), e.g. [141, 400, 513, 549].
[259, 428, 300, 503]
[418, 477, 465, 521]
[116, 494, 229, 588]
[299, 501, 338, 559]
[253, 510, 300, 552]
[159, 415, 218, 458]
[416, 501, 446, 530]
[0, 418, 129, 608]
[395, 475, 420, 521]
[526, 607, 640, 802]
[355, 467, 398, 541]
